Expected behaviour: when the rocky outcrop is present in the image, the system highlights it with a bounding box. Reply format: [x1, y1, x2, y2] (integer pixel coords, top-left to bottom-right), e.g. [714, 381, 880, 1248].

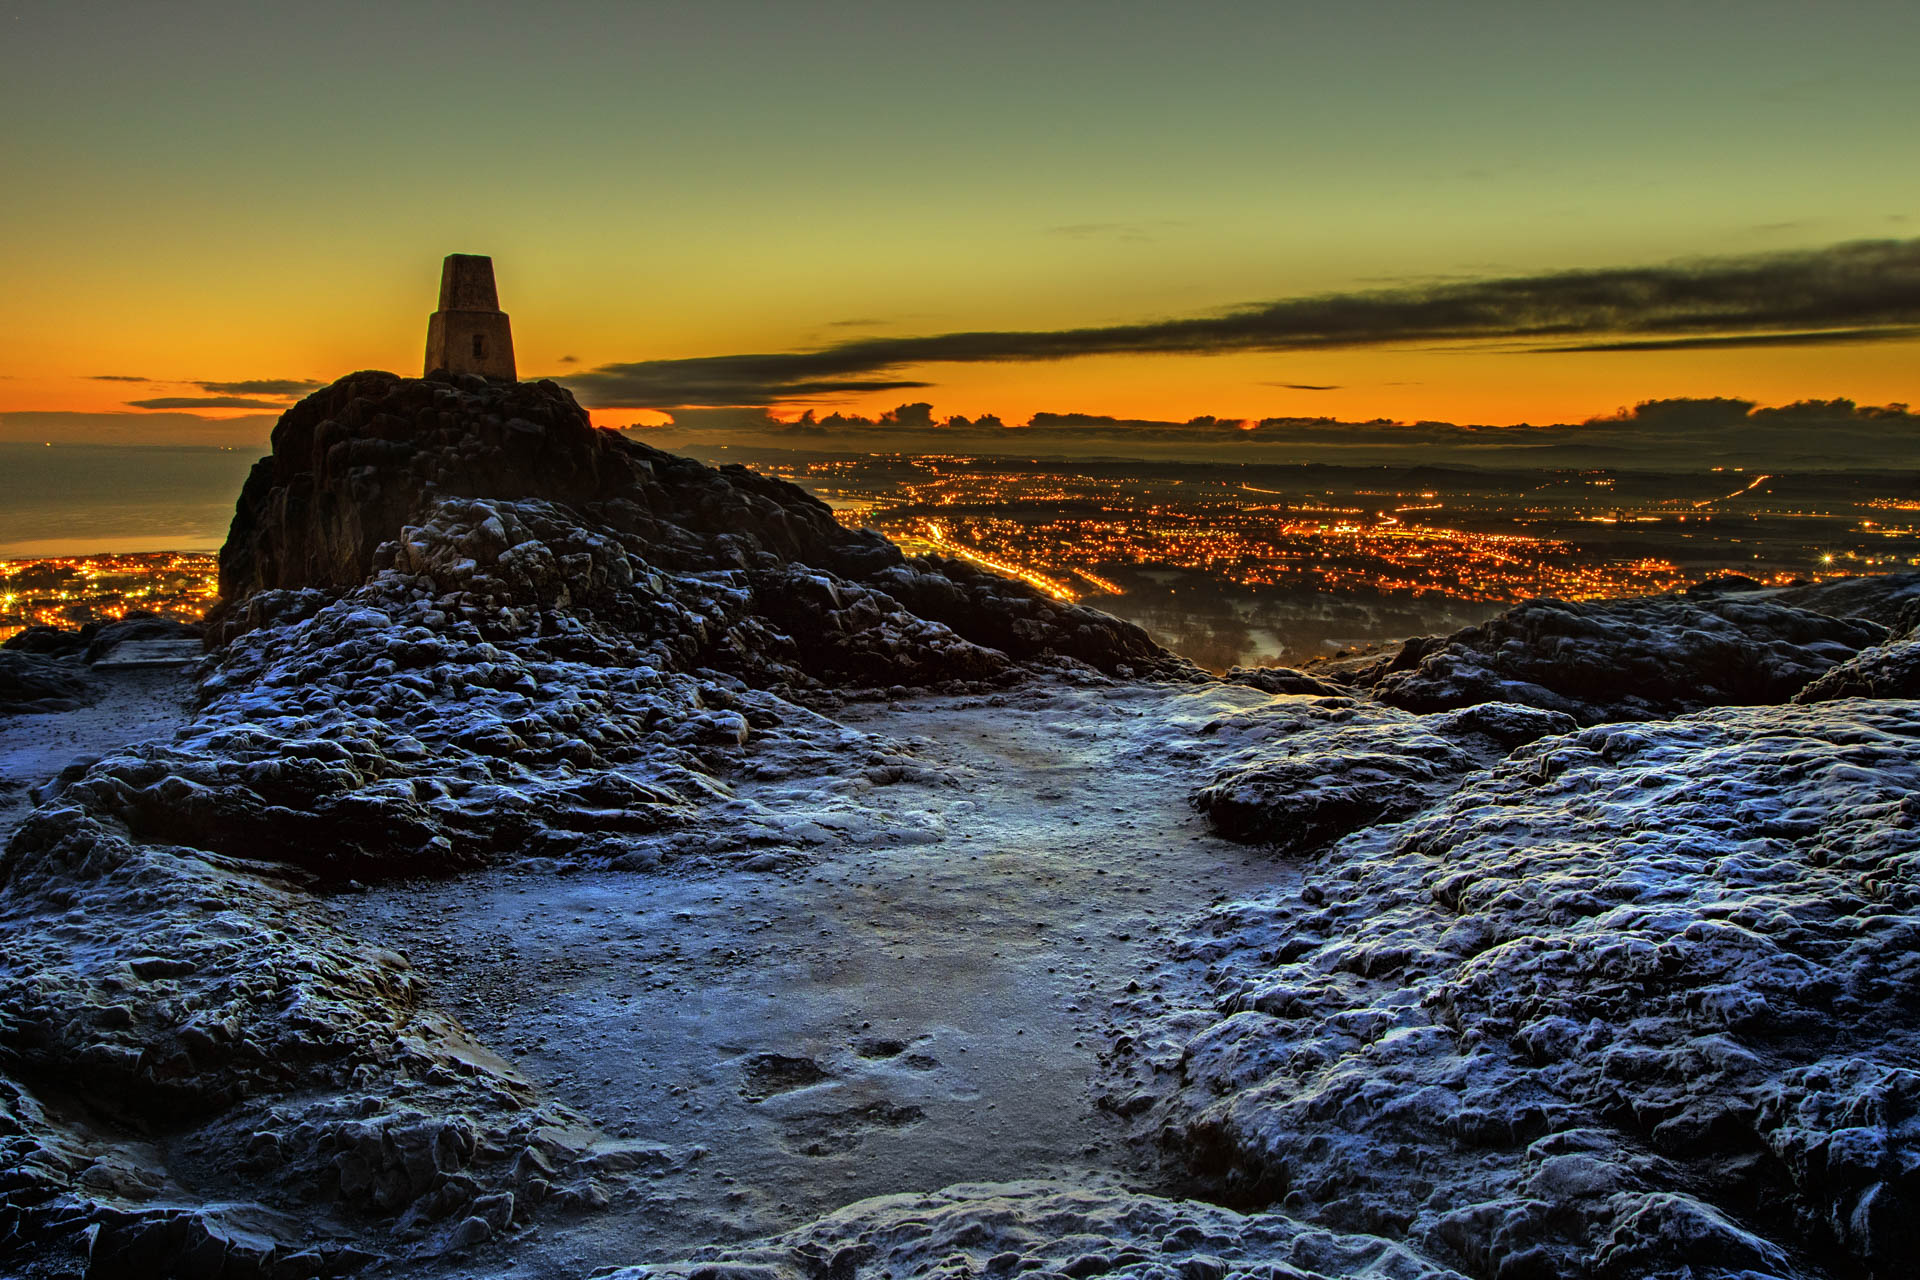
[1, 625, 87, 659]
[1772, 571, 1920, 630]
[0, 785, 607, 1276]
[0, 651, 92, 713]
[1122, 699, 1920, 1279]
[1343, 594, 1884, 723]
[0, 371, 1197, 1276]
[210, 371, 1186, 684]
[1795, 599, 1920, 703]
[1190, 699, 1575, 848]
[598, 1181, 1467, 1280]
[1795, 638, 1920, 702]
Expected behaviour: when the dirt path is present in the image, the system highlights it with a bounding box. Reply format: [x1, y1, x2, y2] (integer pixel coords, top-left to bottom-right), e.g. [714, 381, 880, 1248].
[335, 680, 1286, 1275]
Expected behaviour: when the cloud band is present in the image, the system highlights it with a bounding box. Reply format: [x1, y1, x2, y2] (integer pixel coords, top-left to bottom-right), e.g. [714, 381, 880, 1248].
[564, 238, 1920, 409]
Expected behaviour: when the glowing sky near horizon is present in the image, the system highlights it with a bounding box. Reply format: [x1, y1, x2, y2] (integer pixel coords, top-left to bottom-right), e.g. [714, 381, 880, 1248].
[2, 0, 1916, 440]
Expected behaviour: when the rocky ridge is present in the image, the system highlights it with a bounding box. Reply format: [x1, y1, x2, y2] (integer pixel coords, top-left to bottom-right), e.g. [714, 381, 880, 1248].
[1131, 701, 1920, 1278]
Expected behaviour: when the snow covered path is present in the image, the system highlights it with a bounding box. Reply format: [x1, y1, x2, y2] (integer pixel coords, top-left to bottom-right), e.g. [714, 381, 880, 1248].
[334, 680, 1285, 1276]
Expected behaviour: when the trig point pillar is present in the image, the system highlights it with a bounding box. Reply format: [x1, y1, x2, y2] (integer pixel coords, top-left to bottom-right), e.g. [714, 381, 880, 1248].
[424, 254, 517, 380]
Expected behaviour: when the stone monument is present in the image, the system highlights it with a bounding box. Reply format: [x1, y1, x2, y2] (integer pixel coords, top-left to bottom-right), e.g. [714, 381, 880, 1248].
[424, 254, 516, 380]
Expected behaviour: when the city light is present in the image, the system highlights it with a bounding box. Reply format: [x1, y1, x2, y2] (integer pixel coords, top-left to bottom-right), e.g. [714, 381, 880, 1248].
[0, 553, 217, 644]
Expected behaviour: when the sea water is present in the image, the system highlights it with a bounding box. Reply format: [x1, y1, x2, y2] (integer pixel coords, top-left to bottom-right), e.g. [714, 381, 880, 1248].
[0, 444, 259, 557]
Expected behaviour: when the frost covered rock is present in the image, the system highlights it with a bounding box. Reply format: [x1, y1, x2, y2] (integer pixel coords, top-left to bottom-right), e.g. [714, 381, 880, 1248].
[1795, 637, 1920, 703]
[1795, 600, 1920, 703]
[1354, 594, 1884, 723]
[1124, 699, 1920, 1278]
[597, 1181, 1466, 1280]
[81, 612, 204, 665]
[1224, 665, 1350, 697]
[21, 372, 1194, 887]
[1771, 570, 1920, 630]
[0, 798, 589, 1275]
[1190, 699, 1575, 849]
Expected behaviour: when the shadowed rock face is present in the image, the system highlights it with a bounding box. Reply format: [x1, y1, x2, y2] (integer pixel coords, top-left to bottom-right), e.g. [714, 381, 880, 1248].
[0, 651, 92, 713]
[1796, 600, 1920, 703]
[1189, 699, 1577, 849]
[1795, 637, 1920, 702]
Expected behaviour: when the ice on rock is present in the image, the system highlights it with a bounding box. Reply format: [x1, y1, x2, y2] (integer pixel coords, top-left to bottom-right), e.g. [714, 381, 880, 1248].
[594, 1181, 1468, 1280]
[1339, 594, 1887, 724]
[1189, 698, 1576, 849]
[1795, 597, 1920, 703]
[1124, 699, 1920, 1278]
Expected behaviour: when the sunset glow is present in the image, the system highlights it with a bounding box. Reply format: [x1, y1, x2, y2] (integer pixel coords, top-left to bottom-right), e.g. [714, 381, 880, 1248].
[4, 2, 1915, 446]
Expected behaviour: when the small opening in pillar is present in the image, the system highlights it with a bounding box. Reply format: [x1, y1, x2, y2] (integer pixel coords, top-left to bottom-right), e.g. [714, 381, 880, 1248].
[473, 334, 486, 359]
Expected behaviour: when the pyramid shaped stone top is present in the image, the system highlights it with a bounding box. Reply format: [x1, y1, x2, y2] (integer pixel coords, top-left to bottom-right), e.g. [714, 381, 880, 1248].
[425, 254, 515, 379]
[438, 254, 502, 312]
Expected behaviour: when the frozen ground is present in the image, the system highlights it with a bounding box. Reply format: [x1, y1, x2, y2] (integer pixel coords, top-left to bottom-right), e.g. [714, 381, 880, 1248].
[332, 680, 1288, 1275]
[0, 665, 196, 845]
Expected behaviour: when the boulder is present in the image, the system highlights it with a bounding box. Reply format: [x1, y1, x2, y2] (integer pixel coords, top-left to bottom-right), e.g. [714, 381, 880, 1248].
[1357, 594, 1884, 723]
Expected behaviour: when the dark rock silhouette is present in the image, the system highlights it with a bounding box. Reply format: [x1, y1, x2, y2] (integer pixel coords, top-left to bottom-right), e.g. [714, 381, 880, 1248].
[1, 625, 87, 658]
[212, 371, 1186, 686]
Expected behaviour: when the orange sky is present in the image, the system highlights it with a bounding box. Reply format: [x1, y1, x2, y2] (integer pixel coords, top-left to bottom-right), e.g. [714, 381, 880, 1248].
[3, 3, 1916, 444]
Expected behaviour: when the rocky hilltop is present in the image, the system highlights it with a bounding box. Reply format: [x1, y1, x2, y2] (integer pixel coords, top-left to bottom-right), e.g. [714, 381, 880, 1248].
[2, 370, 1918, 1280]
[211, 371, 1182, 686]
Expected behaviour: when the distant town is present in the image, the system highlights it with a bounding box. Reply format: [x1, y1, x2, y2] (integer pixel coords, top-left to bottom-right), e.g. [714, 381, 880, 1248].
[735, 453, 1920, 668]
[0, 551, 216, 644]
[6, 457, 1915, 668]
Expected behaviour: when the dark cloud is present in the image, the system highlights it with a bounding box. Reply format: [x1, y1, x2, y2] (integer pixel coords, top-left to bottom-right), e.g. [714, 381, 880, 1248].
[1542, 326, 1920, 353]
[1596, 396, 1916, 428]
[557, 355, 580, 364]
[191, 379, 322, 397]
[1265, 382, 1343, 391]
[128, 396, 291, 410]
[93, 377, 317, 396]
[783, 378, 932, 395]
[565, 238, 1920, 409]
